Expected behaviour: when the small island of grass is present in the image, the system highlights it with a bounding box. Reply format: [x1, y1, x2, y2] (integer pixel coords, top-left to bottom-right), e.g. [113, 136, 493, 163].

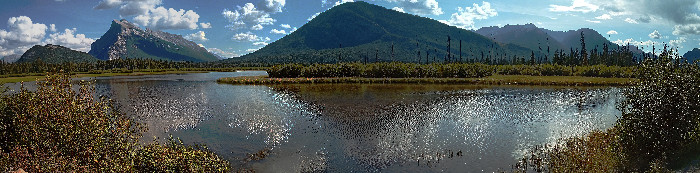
[217, 62, 638, 86]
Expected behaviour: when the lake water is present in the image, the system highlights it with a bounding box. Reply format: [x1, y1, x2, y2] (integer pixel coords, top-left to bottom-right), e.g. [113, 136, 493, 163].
[3, 71, 624, 172]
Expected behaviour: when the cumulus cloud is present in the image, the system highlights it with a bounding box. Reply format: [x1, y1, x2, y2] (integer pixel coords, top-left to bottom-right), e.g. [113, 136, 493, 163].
[624, 18, 638, 24]
[441, 1, 497, 30]
[586, 20, 601, 23]
[200, 22, 211, 28]
[387, 0, 443, 15]
[595, 14, 611, 20]
[184, 31, 207, 42]
[222, 0, 286, 31]
[246, 48, 260, 53]
[232, 32, 260, 42]
[612, 38, 658, 48]
[591, 0, 700, 35]
[335, 0, 354, 6]
[133, 6, 200, 30]
[207, 47, 239, 58]
[549, 0, 599, 13]
[49, 24, 57, 32]
[0, 16, 47, 56]
[251, 24, 263, 30]
[392, 7, 405, 13]
[280, 24, 291, 29]
[253, 41, 268, 46]
[648, 30, 661, 39]
[95, 0, 200, 30]
[606, 30, 618, 35]
[669, 37, 687, 48]
[673, 24, 700, 35]
[308, 12, 321, 21]
[270, 29, 287, 34]
[43, 28, 96, 52]
[94, 0, 162, 16]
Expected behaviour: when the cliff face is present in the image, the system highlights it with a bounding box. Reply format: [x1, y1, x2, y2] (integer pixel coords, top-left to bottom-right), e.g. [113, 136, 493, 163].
[89, 19, 218, 62]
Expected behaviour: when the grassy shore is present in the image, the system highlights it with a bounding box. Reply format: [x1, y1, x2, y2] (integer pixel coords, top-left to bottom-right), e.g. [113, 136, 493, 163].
[217, 75, 637, 86]
[0, 71, 210, 84]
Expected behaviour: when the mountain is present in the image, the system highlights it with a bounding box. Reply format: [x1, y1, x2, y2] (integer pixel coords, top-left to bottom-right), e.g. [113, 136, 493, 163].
[16, 44, 99, 64]
[475, 24, 627, 56]
[231, 1, 536, 64]
[475, 24, 624, 55]
[89, 19, 218, 62]
[684, 48, 700, 62]
[0, 54, 21, 63]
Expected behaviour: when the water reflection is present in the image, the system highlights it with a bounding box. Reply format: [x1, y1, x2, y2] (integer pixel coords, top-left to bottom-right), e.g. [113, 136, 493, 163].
[0, 72, 624, 172]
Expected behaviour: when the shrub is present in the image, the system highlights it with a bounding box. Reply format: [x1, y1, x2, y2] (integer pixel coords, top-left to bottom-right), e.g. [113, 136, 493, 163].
[135, 136, 230, 172]
[0, 73, 230, 172]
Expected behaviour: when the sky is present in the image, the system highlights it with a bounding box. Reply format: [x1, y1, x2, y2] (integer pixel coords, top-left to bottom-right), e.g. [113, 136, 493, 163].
[0, 0, 699, 58]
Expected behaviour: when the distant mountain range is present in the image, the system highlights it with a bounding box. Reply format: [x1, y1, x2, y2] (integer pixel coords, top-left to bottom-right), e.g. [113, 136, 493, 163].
[16, 44, 98, 64]
[232, 1, 642, 64]
[474, 24, 623, 56]
[684, 48, 700, 62]
[0, 54, 21, 63]
[230, 1, 535, 64]
[88, 19, 218, 62]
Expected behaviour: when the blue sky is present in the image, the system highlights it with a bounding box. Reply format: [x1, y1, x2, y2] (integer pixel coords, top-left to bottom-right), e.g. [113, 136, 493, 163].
[0, 0, 699, 58]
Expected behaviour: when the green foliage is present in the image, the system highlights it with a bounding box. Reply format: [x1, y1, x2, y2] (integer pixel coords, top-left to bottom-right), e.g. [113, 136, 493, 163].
[616, 51, 700, 170]
[0, 73, 230, 172]
[514, 48, 700, 172]
[268, 62, 636, 79]
[268, 62, 494, 78]
[16, 44, 99, 64]
[135, 136, 230, 172]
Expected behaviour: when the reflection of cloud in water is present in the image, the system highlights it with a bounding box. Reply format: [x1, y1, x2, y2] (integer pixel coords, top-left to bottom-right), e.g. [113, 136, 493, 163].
[317, 87, 621, 171]
[99, 80, 212, 133]
[229, 87, 320, 147]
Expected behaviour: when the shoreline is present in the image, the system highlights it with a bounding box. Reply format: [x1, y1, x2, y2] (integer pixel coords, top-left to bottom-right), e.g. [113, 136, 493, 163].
[217, 75, 638, 86]
[0, 71, 211, 84]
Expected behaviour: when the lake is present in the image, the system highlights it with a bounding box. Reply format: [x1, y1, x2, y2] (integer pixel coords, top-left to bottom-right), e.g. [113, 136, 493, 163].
[3, 71, 623, 172]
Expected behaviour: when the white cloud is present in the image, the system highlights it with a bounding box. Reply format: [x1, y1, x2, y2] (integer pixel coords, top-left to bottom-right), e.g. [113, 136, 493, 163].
[132, 6, 200, 30]
[612, 38, 658, 48]
[232, 32, 259, 42]
[308, 12, 321, 21]
[94, 0, 162, 17]
[442, 1, 497, 30]
[624, 18, 638, 24]
[270, 29, 287, 34]
[280, 24, 291, 29]
[207, 47, 239, 58]
[648, 30, 661, 39]
[595, 14, 611, 20]
[392, 7, 405, 13]
[549, 0, 599, 13]
[222, 1, 284, 31]
[246, 48, 260, 53]
[670, 37, 687, 49]
[200, 22, 211, 28]
[95, 0, 199, 30]
[586, 20, 601, 23]
[335, 0, 354, 6]
[606, 30, 618, 35]
[251, 24, 263, 30]
[388, 0, 443, 15]
[290, 27, 298, 33]
[184, 31, 207, 42]
[259, 0, 286, 13]
[253, 41, 268, 46]
[49, 24, 57, 32]
[673, 24, 700, 35]
[43, 28, 96, 52]
[0, 16, 47, 56]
